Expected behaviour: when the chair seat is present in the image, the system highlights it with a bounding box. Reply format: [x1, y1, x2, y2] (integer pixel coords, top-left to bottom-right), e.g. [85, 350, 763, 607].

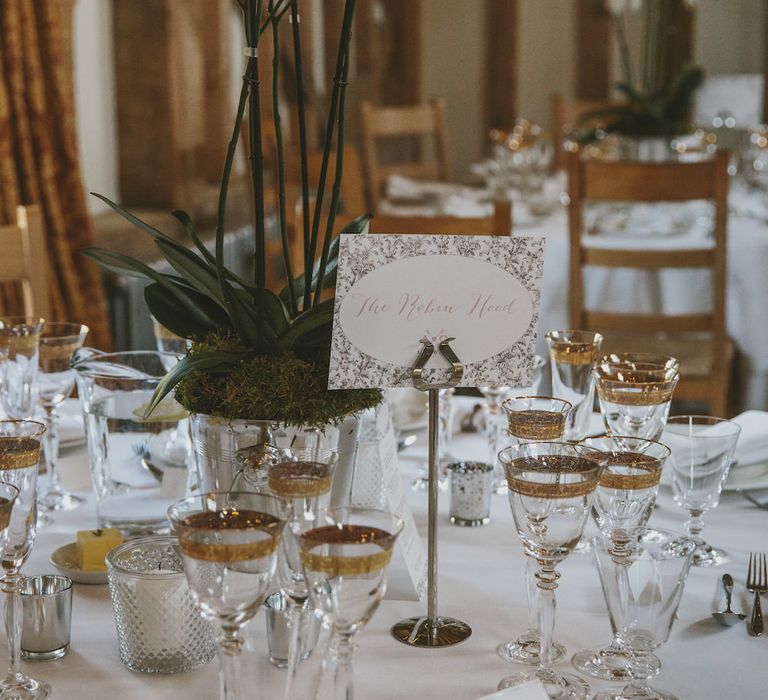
[599, 333, 734, 378]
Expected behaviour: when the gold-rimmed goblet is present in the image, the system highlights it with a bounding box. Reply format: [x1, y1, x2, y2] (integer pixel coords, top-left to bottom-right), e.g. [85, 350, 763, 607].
[545, 330, 603, 441]
[297, 507, 403, 700]
[497, 442, 604, 698]
[266, 449, 338, 700]
[571, 436, 670, 682]
[594, 354, 679, 441]
[0, 317, 44, 420]
[498, 396, 571, 667]
[0, 482, 19, 551]
[0, 420, 49, 699]
[37, 323, 89, 512]
[664, 415, 741, 567]
[168, 491, 288, 700]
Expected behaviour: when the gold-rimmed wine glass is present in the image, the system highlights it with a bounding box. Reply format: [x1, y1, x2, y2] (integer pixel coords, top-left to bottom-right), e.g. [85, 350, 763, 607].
[545, 330, 603, 441]
[168, 491, 288, 700]
[497, 442, 604, 698]
[266, 448, 338, 700]
[0, 482, 19, 551]
[0, 317, 44, 420]
[571, 436, 671, 682]
[498, 396, 571, 667]
[0, 420, 49, 699]
[37, 322, 89, 512]
[297, 507, 403, 700]
[594, 354, 679, 441]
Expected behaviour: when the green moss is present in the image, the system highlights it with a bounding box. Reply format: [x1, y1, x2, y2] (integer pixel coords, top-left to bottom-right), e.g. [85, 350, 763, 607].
[174, 337, 381, 428]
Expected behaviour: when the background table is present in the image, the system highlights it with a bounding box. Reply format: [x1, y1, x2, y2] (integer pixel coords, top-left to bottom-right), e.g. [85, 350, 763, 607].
[10, 406, 767, 699]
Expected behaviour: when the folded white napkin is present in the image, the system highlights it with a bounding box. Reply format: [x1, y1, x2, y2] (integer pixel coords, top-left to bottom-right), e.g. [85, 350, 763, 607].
[441, 193, 494, 218]
[386, 174, 460, 201]
[731, 410, 768, 467]
[585, 201, 712, 238]
[476, 680, 550, 700]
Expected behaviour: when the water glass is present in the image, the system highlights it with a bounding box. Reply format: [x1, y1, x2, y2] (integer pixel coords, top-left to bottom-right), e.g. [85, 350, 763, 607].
[546, 330, 602, 441]
[73, 350, 188, 535]
[593, 529, 695, 700]
[0, 317, 44, 419]
[594, 354, 679, 441]
[664, 415, 741, 567]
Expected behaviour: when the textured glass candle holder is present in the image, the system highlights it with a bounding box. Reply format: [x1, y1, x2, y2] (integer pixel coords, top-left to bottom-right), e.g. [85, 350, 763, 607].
[106, 536, 215, 674]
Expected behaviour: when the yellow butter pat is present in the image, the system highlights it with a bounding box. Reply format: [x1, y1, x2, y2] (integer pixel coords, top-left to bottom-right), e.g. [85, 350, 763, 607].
[76, 528, 123, 572]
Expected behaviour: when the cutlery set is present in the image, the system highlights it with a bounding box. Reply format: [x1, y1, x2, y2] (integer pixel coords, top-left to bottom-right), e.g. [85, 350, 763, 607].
[713, 553, 766, 636]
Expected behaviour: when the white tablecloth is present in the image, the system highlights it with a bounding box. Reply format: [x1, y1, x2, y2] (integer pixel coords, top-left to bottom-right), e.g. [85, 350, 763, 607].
[12, 412, 767, 699]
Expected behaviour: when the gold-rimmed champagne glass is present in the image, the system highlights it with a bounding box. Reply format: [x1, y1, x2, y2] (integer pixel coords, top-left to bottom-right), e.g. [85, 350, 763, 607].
[266, 449, 338, 700]
[594, 354, 680, 441]
[497, 442, 603, 698]
[168, 491, 288, 700]
[37, 323, 89, 512]
[0, 420, 49, 699]
[0, 317, 44, 420]
[297, 507, 403, 700]
[0, 482, 19, 551]
[498, 396, 571, 667]
[663, 415, 741, 567]
[545, 330, 603, 441]
[571, 436, 670, 682]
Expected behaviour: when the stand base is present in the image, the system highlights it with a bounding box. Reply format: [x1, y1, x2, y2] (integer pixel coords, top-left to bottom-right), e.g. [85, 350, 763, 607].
[391, 616, 472, 647]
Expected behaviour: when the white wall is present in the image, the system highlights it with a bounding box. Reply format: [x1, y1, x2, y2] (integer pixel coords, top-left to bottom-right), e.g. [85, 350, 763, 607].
[695, 0, 766, 75]
[73, 0, 118, 215]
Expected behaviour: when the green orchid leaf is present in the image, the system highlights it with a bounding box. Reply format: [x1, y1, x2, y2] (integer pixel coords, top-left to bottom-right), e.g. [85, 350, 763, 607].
[338, 213, 372, 235]
[254, 289, 290, 334]
[144, 283, 231, 339]
[170, 210, 217, 265]
[275, 299, 334, 352]
[155, 239, 226, 306]
[82, 247, 154, 280]
[144, 350, 246, 418]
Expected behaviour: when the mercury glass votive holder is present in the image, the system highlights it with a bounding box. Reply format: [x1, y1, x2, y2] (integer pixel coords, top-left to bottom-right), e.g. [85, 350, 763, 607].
[447, 461, 494, 526]
[106, 536, 215, 674]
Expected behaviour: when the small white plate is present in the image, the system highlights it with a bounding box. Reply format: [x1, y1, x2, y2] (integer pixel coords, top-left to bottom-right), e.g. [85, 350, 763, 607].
[50, 543, 108, 585]
[723, 462, 768, 492]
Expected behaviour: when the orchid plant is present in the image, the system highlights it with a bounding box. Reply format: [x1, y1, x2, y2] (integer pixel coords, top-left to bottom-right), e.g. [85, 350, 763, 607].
[84, 0, 381, 427]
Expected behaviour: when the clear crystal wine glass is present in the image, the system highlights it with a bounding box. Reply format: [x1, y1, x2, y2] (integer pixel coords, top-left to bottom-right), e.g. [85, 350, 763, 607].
[497, 396, 571, 667]
[0, 419, 49, 698]
[594, 354, 680, 441]
[266, 449, 338, 700]
[0, 482, 19, 551]
[37, 322, 89, 512]
[571, 436, 670, 682]
[168, 491, 288, 700]
[297, 507, 403, 700]
[663, 415, 741, 567]
[497, 442, 603, 698]
[0, 317, 44, 420]
[592, 528, 695, 700]
[546, 330, 603, 441]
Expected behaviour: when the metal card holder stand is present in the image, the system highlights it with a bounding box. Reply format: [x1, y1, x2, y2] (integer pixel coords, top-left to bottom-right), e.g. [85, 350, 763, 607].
[391, 337, 472, 647]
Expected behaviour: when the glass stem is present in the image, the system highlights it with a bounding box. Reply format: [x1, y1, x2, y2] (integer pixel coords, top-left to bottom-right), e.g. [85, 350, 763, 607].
[283, 599, 305, 700]
[536, 563, 559, 674]
[3, 571, 23, 682]
[525, 555, 538, 632]
[329, 631, 356, 700]
[217, 626, 244, 700]
[41, 404, 61, 494]
[685, 509, 706, 546]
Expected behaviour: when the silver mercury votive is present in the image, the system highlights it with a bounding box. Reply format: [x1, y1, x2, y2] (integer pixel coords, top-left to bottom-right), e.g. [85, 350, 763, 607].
[447, 461, 494, 526]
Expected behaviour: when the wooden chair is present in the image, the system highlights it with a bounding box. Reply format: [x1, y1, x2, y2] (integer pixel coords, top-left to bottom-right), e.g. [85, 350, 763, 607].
[359, 98, 451, 210]
[0, 206, 49, 319]
[369, 201, 512, 236]
[551, 94, 625, 170]
[566, 149, 733, 416]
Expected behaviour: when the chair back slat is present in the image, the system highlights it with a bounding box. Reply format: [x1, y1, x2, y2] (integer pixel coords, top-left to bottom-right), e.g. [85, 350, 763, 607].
[370, 201, 511, 237]
[584, 311, 713, 334]
[583, 248, 714, 268]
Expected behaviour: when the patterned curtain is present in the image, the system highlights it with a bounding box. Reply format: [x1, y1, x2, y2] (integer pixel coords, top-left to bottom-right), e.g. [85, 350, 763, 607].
[0, 0, 112, 349]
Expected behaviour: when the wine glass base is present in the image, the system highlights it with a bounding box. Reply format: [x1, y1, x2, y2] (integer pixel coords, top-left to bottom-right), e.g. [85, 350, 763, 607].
[497, 636, 566, 665]
[39, 491, 84, 512]
[498, 669, 589, 699]
[593, 683, 678, 700]
[391, 616, 471, 647]
[572, 647, 660, 681]
[0, 673, 51, 699]
[691, 544, 727, 568]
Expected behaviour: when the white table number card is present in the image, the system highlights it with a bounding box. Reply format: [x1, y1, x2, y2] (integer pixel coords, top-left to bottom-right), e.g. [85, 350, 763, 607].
[329, 234, 546, 389]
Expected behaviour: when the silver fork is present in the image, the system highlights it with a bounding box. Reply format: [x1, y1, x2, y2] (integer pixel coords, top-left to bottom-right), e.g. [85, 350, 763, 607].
[746, 552, 767, 636]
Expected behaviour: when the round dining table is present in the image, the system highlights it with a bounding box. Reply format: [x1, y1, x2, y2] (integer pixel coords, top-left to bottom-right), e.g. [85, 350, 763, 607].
[9, 401, 766, 699]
